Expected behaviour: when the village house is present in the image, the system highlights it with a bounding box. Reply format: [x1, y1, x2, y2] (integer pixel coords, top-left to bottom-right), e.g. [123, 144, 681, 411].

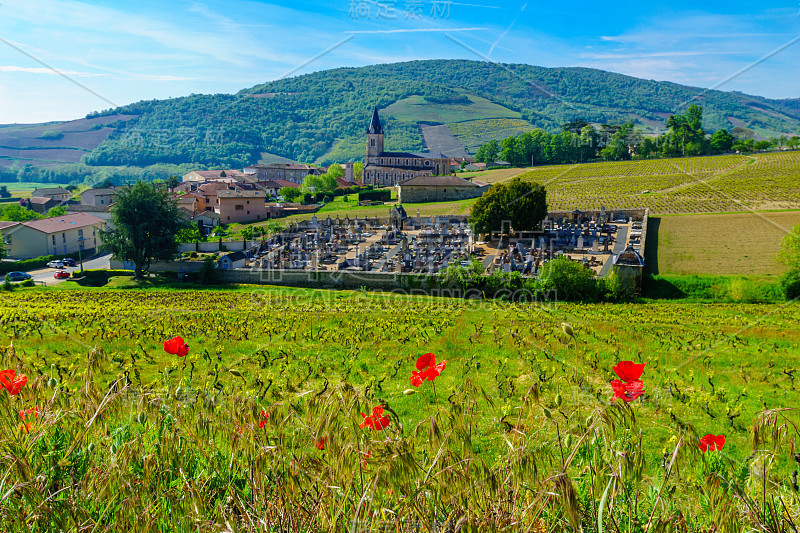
[31, 187, 71, 202]
[262, 179, 300, 198]
[64, 204, 113, 222]
[362, 107, 451, 187]
[396, 175, 487, 204]
[182, 169, 249, 183]
[1, 213, 104, 259]
[25, 196, 60, 214]
[217, 251, 247, 270]
[80, 187, 117, 206]
[244, 163, 324, 184]
[216, 189, 267, 223]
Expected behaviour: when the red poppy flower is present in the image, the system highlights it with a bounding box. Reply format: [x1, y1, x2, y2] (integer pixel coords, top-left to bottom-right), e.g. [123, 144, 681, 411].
[410, 354, 447, 387]
[416, 353, 435, 371]
[361, 451, 371, 467]
[18, 406, 39, 434]
[0, 369, 27, 396]
[360, 405, 390, 430]
[613, 361, 646, 382]
[163, 336, 189, 357]
[258, 409, 269, 428]
[317, 437, 328, 450]
[610, 379, 645, 402]
[699, 434, 726, 452]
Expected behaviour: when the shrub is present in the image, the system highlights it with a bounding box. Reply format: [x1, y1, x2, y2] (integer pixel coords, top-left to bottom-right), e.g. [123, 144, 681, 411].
[780, 269, 800, 300]
[536, 256, 601, 302]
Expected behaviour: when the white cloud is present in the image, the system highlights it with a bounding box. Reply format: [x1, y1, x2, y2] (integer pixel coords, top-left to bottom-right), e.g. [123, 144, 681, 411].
[0, 65, 106, 77]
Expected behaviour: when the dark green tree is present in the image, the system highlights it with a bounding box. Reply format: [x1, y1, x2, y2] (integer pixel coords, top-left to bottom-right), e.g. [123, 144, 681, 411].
[475, 139, 499, 163]
[709, 129, 734, 153]
[0, 186, 10, 199]
[471, 177, 547, 235]
[101, 182, 186, 279]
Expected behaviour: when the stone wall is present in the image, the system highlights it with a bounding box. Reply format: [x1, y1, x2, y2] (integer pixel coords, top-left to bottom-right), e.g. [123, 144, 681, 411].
[219, 269, 441, 291]
[398, 185, 482, 204]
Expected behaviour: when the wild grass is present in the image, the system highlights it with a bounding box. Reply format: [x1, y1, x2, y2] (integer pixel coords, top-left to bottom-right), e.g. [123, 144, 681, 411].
[1, 287, 799, 530]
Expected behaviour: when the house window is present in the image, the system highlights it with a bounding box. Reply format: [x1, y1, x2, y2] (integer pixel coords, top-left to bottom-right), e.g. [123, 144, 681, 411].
[62, 233, 66, 243]
[4, 236, 11, 246]
[235, 205, 244, 211]
[380, 159, 384, 165]
[52, 235, 56, 245]
[247, 211, 250, 215]
[78, 229, 84, 238]
[425, 161, 431, 166]
[406, 159, 409, 165]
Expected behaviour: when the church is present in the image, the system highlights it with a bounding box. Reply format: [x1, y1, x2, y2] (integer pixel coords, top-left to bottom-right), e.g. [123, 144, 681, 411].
[362, 107, 451, 188]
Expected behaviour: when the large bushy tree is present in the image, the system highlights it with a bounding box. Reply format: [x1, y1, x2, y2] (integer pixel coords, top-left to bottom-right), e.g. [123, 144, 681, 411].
[102, 181, 186, 279]
[471, 177, 547, 235]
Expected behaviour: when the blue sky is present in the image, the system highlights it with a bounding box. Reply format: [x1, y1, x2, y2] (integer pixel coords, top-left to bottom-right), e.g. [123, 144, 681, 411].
[1, 0, 798, 123]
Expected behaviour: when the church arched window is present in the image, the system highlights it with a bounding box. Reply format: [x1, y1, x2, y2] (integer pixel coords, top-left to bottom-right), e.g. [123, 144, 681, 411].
[370, 139, 375, 147]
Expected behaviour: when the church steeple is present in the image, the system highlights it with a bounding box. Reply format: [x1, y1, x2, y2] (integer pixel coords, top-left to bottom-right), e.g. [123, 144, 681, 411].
[367, 106, 383, 134]
[366, 106, 384, 158]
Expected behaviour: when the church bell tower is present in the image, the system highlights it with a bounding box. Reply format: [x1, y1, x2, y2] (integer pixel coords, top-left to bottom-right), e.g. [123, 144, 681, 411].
[366, 106, 384, 160]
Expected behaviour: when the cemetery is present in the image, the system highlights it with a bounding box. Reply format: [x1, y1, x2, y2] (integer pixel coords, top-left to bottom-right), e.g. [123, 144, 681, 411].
[240, 206, 648, 279]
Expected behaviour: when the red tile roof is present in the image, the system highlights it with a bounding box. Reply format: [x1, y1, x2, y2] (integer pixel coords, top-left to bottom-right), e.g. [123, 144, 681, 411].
[16, 213, 105, 234]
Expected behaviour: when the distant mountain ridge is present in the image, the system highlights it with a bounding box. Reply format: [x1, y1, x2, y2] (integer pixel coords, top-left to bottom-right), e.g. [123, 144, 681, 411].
[4, 59, 799, 169]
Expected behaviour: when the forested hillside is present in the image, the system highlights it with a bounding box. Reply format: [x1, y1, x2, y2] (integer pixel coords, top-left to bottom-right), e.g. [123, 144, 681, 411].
[30, 60, 800, 168]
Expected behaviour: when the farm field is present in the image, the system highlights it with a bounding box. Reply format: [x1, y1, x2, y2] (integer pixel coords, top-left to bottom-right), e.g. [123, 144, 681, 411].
[1, 182, 58, 199]
[508, 151, 800, 214]
[1, 287, 799, 530]
[448, 118, 535, 152]
[649, 211, 800, 276]
[383, 93, 521, 124]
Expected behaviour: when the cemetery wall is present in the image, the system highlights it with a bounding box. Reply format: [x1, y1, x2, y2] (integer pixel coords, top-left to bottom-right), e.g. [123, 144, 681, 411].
[219, 269, 442, 292]
[178, 241, 249, 253]
[110, 259, 206, 273]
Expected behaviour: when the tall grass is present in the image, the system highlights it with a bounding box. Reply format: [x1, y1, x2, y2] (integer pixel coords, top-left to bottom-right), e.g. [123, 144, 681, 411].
[1, 288, 799, 530]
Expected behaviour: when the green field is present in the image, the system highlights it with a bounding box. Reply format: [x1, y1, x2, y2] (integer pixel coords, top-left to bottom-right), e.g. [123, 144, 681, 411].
[2, 182, 56, 198]
[448, 118, 535, 152]
[650, 211, 800, 276]
[383, 93, 521, 124]
[1, 286, 799, 529]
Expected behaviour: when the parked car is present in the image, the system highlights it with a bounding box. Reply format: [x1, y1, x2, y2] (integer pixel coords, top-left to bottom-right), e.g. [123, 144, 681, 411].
[61, 258, 76, 267]
[54, 270, 70, 279]
[46, 260, 65, 269]
[6, 271, 32, 282]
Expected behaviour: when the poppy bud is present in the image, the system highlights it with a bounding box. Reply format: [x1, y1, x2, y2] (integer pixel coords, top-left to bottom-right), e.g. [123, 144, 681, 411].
[87, 443, 95, 454]
[561, 322, 574, 338]
[543, 408, 552, 420]
[48, 377, 58, 388]
[230, 369, 243, 378]
[564, 434, 573, 448]
[555, 394, 563, 408]
[137, 412, 147, 425]
[403, 389, 417, 395]
[110, 444, 117, 455]
[586, 416, 593, 427]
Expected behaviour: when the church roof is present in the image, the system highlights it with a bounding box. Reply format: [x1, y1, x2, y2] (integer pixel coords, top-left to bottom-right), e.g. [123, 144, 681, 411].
[379, 151, 448, 159]
[367, 106, 383, 135]
[398, 175, 479, 187]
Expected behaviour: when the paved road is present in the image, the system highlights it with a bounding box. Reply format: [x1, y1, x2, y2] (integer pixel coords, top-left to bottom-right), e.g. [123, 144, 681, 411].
[25, 253, 112, 285]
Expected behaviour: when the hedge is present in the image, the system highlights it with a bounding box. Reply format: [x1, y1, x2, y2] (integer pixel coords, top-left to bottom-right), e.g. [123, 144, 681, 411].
[0, 252, 85, 274]
[358, 190, 391, 202]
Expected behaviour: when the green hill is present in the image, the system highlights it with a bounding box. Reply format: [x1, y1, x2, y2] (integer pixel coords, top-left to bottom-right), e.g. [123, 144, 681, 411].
[8, 60, 800, 168]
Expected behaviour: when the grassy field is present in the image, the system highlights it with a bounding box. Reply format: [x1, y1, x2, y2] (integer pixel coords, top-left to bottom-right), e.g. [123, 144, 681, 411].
[1, 286, 799, 529]
[2, 182, 56, 198]
[383, 94, 521, 124]
[649, 211, 800, 276]
[448, 118, 535, 152]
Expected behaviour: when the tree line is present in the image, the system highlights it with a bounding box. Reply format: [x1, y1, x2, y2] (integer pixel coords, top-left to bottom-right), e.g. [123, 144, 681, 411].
[475, 105, 800, 166]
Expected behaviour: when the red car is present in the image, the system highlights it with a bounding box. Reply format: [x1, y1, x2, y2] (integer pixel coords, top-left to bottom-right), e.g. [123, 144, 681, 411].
[54, 270, 70, 279]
